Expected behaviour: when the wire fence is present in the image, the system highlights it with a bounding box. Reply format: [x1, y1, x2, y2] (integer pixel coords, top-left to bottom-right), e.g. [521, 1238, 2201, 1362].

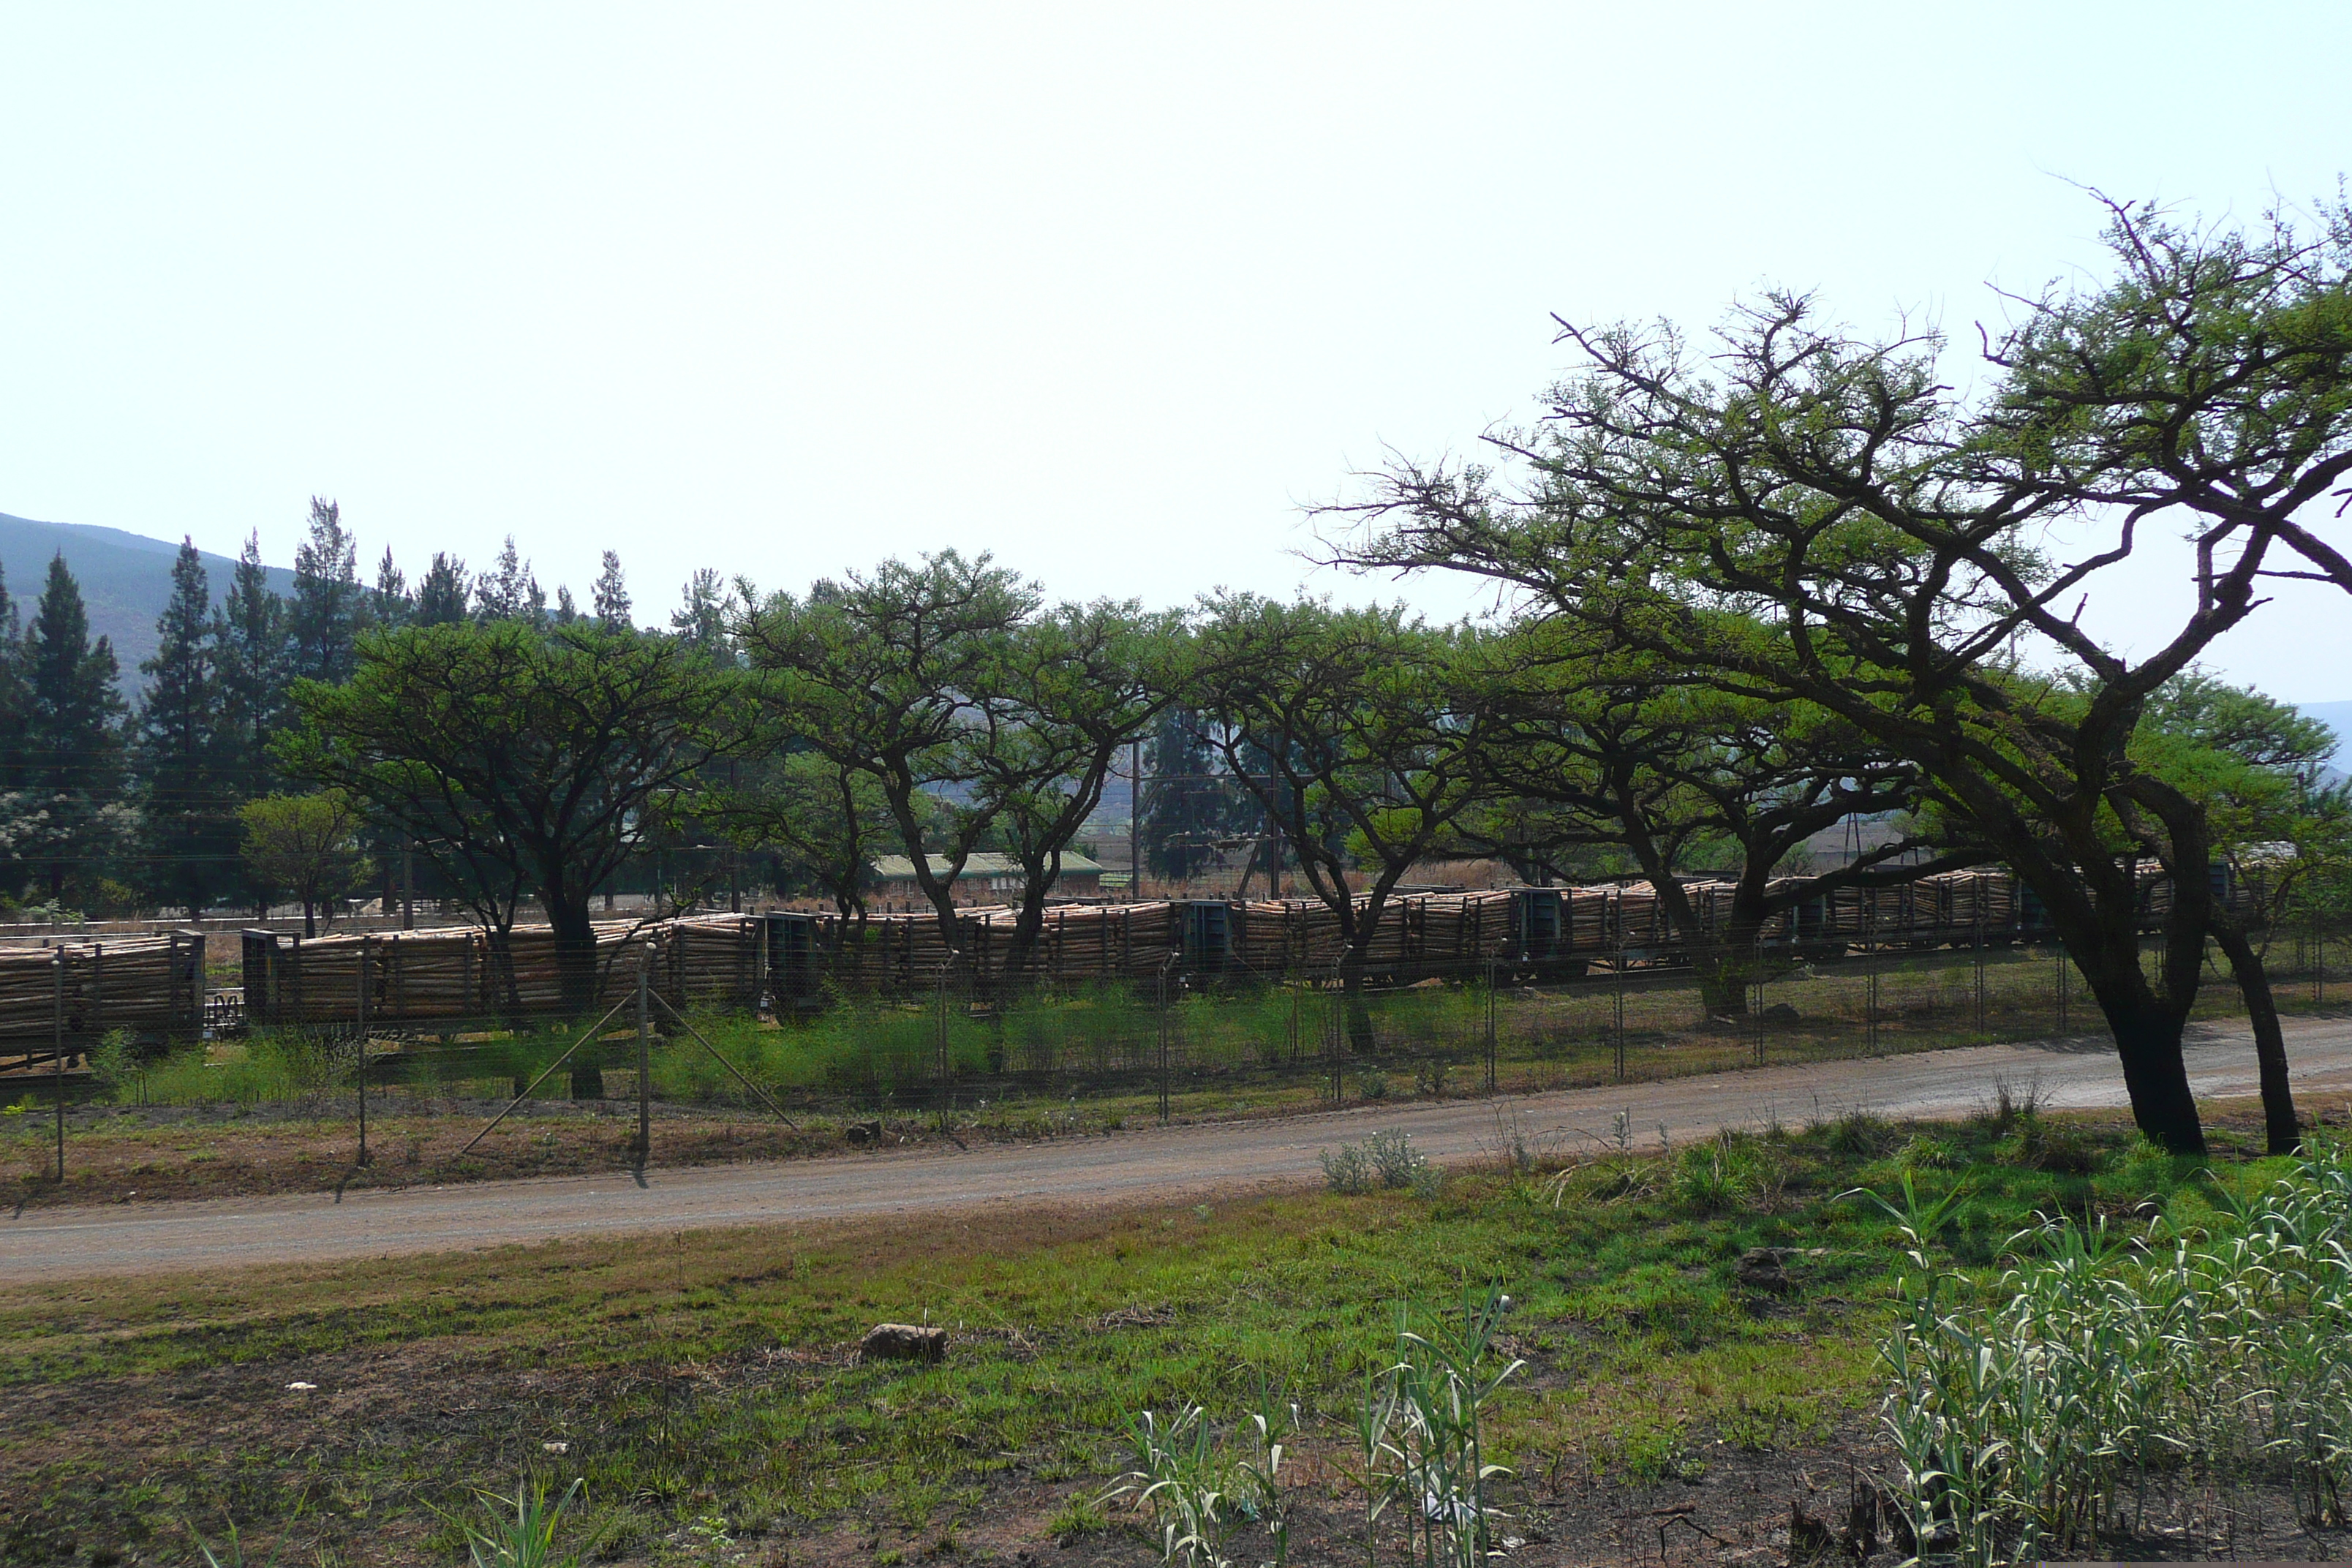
[12, 917, 2349, 1185]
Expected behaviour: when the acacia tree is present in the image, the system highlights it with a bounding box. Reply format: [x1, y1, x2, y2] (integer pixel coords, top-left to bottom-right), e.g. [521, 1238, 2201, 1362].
[238, 791, 370, 937]
[282, 620, 739, 1041]
[1462, 628, 1981, 1014]
[1339, 195, 2352, 1153]
[696, 747, 897, 924]
[971, 602, 1175, 977]
[736, 552, 1038, 952]
[2136, 674, 2349, 1150]
[1185, 595, 1493, 1036]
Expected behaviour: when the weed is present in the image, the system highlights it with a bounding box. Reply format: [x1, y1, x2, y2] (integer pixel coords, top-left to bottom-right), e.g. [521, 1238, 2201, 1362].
[1045, 1492, 1110, 1542]
[1360, 1289, 1523, 1567]
[1873, 1137, 2352, 1563]
[1107, 1403, 1246, 1568]
[1322, 1130, 1435, 1195]
[1603, 1422, 1708, 1485]
[1356, 1069, 1392, 1101]
[451, 1476, 584, 1568]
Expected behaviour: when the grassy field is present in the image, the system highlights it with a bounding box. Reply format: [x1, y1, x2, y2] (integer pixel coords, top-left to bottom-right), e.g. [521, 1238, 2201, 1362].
[1, 1094, 2337, 1566]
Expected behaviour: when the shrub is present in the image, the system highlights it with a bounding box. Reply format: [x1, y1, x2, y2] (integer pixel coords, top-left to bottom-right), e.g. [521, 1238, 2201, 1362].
[1321, 1129, 1433, 1195]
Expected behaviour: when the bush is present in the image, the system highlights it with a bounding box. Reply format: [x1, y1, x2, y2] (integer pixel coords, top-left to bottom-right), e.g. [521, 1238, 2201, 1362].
[1322, 1129, 1433, 1195]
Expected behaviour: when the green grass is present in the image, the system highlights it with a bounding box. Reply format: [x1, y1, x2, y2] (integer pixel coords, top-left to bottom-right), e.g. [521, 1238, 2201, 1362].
[53, 937, 2341, 1128]
[0, 1100, 2290, 1566]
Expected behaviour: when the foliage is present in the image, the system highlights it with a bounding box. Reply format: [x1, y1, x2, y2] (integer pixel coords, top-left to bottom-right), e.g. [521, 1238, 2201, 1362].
[237, 789, 365, 911]
[1874, 1138, 2352, 1564]
[1336, 193, 2352, 1153]
[282, 619, 738, 1003]
[1321, 1129, 1435, 1195]
[452, 1476, 584, 1568]
[238, 790, 370, 935]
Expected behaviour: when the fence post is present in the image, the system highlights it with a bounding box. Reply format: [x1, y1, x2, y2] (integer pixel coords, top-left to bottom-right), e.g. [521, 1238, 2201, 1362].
[1328, 976, 1343, 1103]
[1483, 954, 1498, 1094]
[935, 949, 959, 1135]
[634, 950, 652, 1170]
[1974, 913, 1988, 1040]
[52, 946, 65, 1184]
[1752, 940, 1765, 1068]
[2056, 942, 2069, 1033]
[1865, 906, 1880, 1054]
[356, 936, 372, 1167]
[1158, 959, 1172, 1126]
[1613, 938, 1627, 1082]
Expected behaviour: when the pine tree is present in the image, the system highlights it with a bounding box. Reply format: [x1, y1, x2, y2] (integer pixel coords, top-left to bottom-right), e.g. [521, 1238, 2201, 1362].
[23, 554, 127, 900]
[553, 584, 579, 624]
[373, 546, 410, 628]
[212, 531, 289, 807]
[591, 550, 632, 630]
[287, 497, 369, 683]
[135, 540, 237, 917]
[473, 536, 543, 625]
[0, 560, 26, 790]
[415, 553, 470, 626]
[0, 563, 29, 898]
[671, 568, 734, 657]
[1140, 707, 1247, 881]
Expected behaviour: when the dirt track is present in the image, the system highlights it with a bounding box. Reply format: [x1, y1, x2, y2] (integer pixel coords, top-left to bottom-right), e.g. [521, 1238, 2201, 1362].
[8, 1015, 2351, 1282]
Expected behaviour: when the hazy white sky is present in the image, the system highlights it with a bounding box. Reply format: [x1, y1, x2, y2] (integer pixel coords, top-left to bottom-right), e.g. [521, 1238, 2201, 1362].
[0, 4, 2345, 697]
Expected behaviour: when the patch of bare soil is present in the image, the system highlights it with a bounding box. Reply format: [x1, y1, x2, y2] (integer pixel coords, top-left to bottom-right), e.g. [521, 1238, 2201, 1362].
[9, 1329, 2351, 1567]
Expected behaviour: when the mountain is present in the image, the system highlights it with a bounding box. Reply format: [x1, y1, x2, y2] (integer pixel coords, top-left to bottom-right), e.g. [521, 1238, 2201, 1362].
[0, 512, 295, 689]
[2296, 700, 2352, 779]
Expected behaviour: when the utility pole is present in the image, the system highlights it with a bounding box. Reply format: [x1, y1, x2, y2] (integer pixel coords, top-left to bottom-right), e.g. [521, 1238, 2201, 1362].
[400, 834, 415, 930]
[1128, 740, 1142, 902]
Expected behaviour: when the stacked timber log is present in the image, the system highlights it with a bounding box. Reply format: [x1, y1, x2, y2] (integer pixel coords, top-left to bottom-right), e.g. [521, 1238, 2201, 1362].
[1, 860, 2236, 1037]
[241, 915, 764, 1028]
[0, 932, 205, 1055]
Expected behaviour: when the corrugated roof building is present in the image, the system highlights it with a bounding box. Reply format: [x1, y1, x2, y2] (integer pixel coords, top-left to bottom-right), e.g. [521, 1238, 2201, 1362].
[868, 851, 1105, 905]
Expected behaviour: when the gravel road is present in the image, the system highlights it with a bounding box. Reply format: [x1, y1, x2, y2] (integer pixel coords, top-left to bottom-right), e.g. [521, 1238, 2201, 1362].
[8, 1016, 2351, 1283]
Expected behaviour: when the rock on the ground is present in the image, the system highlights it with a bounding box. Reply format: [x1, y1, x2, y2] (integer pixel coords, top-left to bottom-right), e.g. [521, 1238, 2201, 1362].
[859, 1323, 947, 1363]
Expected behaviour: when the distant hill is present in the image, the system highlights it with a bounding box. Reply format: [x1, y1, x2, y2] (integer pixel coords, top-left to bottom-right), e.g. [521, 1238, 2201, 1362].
[2296, 700, 2352, 780]
[0, 512, 294, 690]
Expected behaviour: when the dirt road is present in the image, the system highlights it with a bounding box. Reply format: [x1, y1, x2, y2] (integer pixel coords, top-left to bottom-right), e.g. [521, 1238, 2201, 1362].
[8, 1016, 2351, 1282]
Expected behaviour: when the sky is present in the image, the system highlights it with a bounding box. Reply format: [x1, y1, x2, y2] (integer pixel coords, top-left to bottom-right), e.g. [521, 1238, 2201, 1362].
[0, 4, 2345, 699]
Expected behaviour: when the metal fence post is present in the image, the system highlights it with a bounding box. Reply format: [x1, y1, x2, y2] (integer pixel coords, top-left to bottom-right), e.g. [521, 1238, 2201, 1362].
[1158, 960, 1172, 1126]
[1752, 939, 1765, 1067]
[356, 936, 372, 1167]
[935, 949, 959, 1135]
[1974, 914, 1988, 1040]
[635, 950, 652, 1170]
[1484, 953, 1498, 1094]
[1328, 978, 1343, 1103]
[1865, 906, 1880, 1054]
[52, 946, 65, 1184]
[1612, 938, 1627, 1082]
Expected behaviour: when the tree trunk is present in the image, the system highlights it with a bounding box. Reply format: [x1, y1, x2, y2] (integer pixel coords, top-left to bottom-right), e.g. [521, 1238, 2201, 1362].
[544, 886, 605, 1100]
[2084, 982, 2206, 1154]
[302, 896, 316, 939]
[1003, 878, 1052, 992]
[1697, 910, 1764, 1019]
[2212, 917, 2299, 1155]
